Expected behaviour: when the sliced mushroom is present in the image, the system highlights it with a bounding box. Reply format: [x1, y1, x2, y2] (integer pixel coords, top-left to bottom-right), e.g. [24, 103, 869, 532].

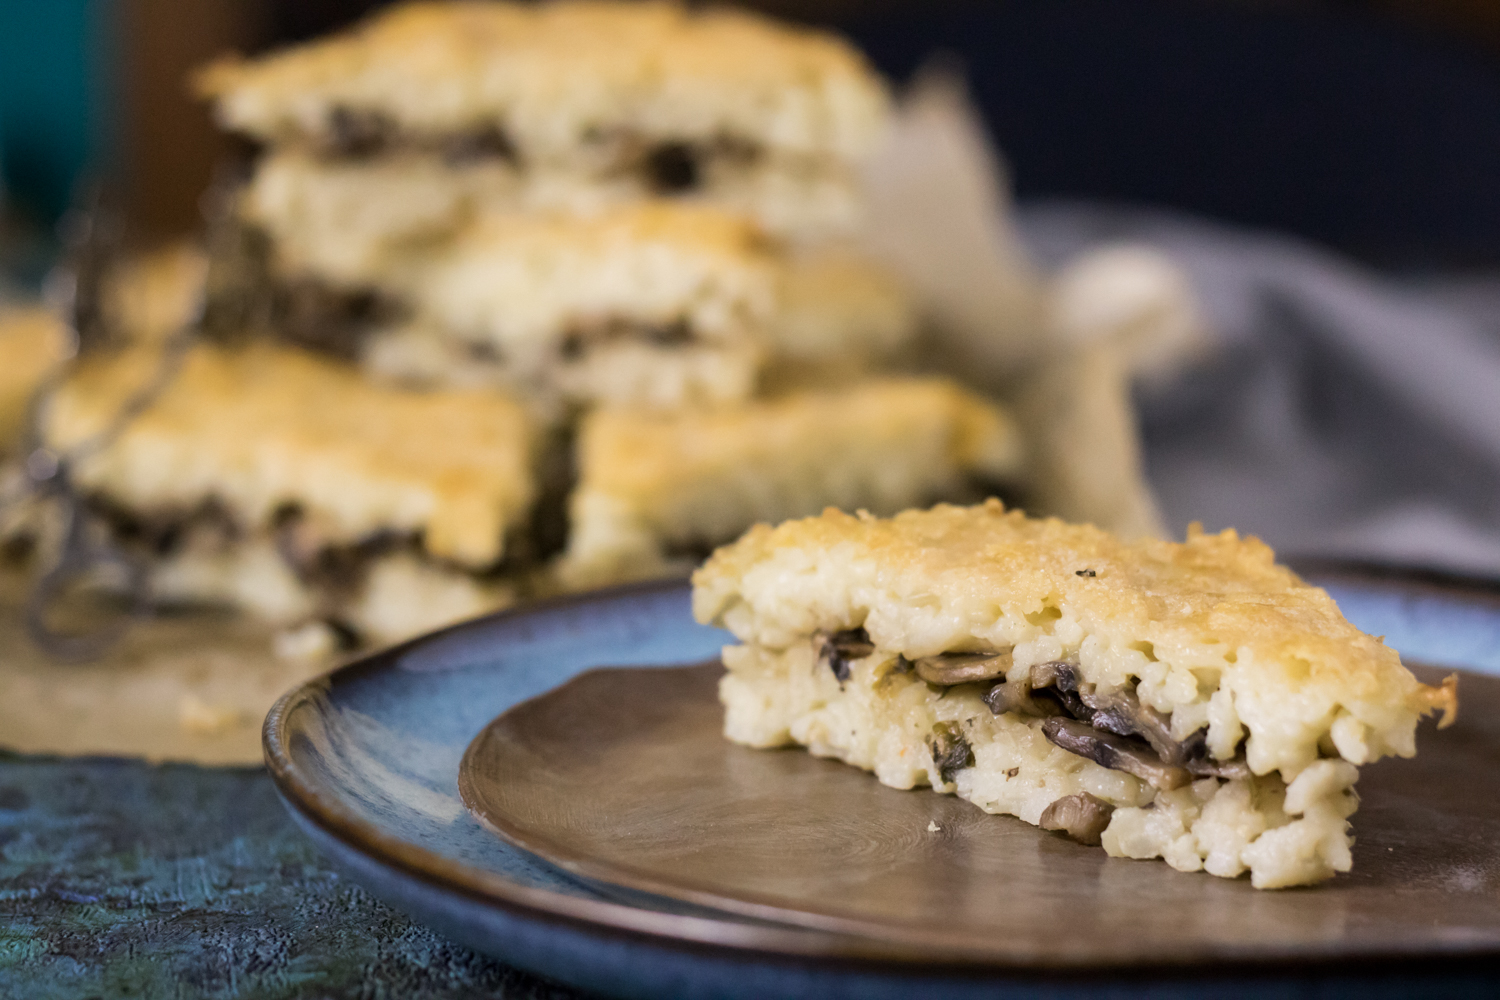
[818, 628, 874, 683]
[1042, 718, 1191, 791]
[981, 681, 1017, 715]
[272, 508, 329, 578]
[1029, 660, 1092, 718]
[441, 125, 518, 166]
[913, 649, 1013, 686]
[928, 722, 975, 784]
[1178, 730, 1252, 779]
[1078, 684, 1252, 777]
[982, 678, 1063, 718]
[324, 106, 393, 158]
[1029, 660, 1077, 691]
[1191, 757, 1252, 780]
[644, 319, 694, 347]
[1031, 661, 1252, 781]
[1039, 793, 1115, 846]
[1080, 687, 1182, 765]
[644, 142, 701, 193]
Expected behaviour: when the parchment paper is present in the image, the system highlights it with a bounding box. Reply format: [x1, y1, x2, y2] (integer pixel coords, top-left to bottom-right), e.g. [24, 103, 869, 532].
[0, 569, 329, 764]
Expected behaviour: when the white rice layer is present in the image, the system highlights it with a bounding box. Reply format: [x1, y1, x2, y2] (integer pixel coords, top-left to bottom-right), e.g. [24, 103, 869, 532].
[721, 637, 1359, 889]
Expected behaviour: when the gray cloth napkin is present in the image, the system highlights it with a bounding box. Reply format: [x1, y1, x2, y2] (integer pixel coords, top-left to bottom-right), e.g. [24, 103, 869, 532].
[1019, 201, 1500, 576]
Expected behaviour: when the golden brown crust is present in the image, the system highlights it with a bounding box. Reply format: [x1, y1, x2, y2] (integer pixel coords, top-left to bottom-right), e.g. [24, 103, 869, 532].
[556, 378, 1021, 588]
[694, 502, 1456, 773]
[42, 343, 534, 568]
[579, 377, 1019, 507]
[0, 308, 68, 448]
[1415, 672, 1459, 728]
[197, 1, 889, 164]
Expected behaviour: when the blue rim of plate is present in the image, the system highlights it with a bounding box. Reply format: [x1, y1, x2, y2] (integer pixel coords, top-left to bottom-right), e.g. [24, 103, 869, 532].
[261, 562, 1500, 984]
[262, 578, 940, 969]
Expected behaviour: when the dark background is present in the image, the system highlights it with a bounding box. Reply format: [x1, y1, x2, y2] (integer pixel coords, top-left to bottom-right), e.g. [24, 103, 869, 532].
[5, 0, 1500, 264]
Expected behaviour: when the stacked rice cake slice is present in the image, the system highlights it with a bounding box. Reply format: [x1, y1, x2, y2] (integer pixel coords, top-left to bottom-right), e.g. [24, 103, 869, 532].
[367, 203, 777, 408]
[197, 0, 908, 406]
[559, 379, 1024, 588]
[198, 0, 889, 250]
[41, 342, 534, 647]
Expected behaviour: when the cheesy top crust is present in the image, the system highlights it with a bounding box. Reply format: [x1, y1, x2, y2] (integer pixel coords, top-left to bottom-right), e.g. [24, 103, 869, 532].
[694, 502, 1456, 776]
[197, 0, 890, 164]
[579, 378, 1021, 507]
[42, 343, 534, 568]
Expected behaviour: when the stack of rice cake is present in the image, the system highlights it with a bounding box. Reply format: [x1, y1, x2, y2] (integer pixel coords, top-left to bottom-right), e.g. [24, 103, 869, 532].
[196, 0, 911, 407]
[27, 1, 1026, 654]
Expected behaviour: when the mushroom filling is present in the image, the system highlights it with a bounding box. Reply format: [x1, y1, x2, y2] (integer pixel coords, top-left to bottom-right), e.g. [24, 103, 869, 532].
[95, 497, 432, 592]
[911, 650, 1012, 686]
[439, 125, 518, 167]
[307, 111, 766, 195]
[270, 507, 414, 596]
[817, 627, 874, 683]
[812, 636, 1248, 823]
[1024, 660, 1249, 782]
[556, 317, 699, 362]
[323, 106, 394, 159]
[643, 142, 701, 194]
[928, 721, 974, 785]
[198, 220, 403, 361]
[315, 106, 520, 166]
[90, 497, 241, 559]
[1042, 718, 1190, 791]
[1038, 793, 1114, 846]
[590, 132, 762, 195]
[84, 497, 414, 612]
[272, 279, 403, 361]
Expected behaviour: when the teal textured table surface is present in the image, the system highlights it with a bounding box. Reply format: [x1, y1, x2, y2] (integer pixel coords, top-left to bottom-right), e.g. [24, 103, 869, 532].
[0, 752, 590, 999]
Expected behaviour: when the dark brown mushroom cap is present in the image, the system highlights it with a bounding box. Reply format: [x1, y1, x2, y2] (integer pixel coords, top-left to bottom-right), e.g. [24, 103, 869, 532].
[1079, 685, 1182, 764]
[982, 677, 1063, 718]
[1030, 660, 1251, 778]
[912, 650, 1013, 686]
[928, 722, 975, 784]
[1029, 661, 1094, 719]
[818, 628, 874, 683]
[1042, 717, 1192, 791]
[1039, 792, 1115, 846]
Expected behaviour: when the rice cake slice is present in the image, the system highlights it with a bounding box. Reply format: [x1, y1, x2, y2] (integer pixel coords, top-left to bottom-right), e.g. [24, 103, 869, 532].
[558, 379, 1021, 589]
[364, 242, 917, 405]
[390, 203, 777, 408]
[692, 501, 1457, 888]
[40, 342, 534, 645]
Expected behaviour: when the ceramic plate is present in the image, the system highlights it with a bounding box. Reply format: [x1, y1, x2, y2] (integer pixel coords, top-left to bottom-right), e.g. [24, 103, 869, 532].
[264, 567, 1500, 1000]
[457, 659, 1500, 965]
